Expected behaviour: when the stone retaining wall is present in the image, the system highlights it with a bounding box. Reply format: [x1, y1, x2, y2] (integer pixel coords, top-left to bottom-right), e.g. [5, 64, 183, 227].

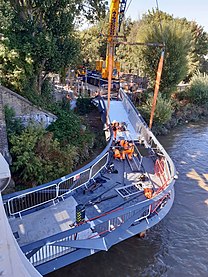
[0, 85, 57, 159]
[0, 86, 57, 126]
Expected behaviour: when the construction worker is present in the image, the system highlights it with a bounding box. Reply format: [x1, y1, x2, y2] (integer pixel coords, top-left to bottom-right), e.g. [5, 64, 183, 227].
[120, 140, 129, 160]
[143, 183, 153, 199]
[144, 187, 153, 199]
[112, 147, 121, 160]
[111, 121, 120, 140]
[125, 142, 134, 160]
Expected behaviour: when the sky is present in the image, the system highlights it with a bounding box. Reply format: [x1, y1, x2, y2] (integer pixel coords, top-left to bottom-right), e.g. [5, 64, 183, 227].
[122, 0, 208, 32]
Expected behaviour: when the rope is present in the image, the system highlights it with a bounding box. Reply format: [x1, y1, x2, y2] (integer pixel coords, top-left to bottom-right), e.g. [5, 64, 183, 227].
[149, 0, 166, 129]
[125, 0, 133, 15]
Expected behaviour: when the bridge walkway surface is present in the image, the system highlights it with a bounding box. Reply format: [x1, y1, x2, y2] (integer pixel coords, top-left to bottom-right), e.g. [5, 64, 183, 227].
[1, 90, 175, 276]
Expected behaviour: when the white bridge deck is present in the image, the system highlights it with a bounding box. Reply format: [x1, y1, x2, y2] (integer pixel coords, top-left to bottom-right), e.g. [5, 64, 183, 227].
[107, 100, 139, 141]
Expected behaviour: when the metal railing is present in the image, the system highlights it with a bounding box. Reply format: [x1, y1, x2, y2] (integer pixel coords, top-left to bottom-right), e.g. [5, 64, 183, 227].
[4, 151, 111, 217]
[90, 153, 109, 179]
[8, 184, 57, 216]
[58, 168, 91, 197]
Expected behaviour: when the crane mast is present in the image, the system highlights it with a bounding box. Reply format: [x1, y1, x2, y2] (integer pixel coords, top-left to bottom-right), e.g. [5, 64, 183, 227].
[106, 0, 127, 121]
[102, 0, 120, 80]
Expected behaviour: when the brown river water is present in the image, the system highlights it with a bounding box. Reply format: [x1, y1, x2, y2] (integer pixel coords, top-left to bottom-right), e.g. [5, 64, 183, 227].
[46, 120, 208, 277]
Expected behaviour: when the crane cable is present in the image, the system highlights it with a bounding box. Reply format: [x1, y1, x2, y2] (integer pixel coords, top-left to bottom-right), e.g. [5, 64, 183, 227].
[149, 0, 166, 129]
[125, 0, 133, 14]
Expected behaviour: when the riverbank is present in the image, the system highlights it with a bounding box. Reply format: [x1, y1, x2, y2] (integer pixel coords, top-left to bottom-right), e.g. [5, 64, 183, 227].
[152, 101, 208, 136]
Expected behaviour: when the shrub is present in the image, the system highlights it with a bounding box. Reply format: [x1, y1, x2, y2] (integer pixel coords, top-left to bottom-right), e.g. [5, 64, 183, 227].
[139, 93, 173, 125]
[187, 72, 208, 105]
[4, 105, 24, 138]
[76, 97, 95, 115]
[47, 110, 93, 146]
[10, 125, 78, 186]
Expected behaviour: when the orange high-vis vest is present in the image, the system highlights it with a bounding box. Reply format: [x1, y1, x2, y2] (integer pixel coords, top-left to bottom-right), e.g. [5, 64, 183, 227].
[113, 148, 121, 159]
[144, 188, 153, 199]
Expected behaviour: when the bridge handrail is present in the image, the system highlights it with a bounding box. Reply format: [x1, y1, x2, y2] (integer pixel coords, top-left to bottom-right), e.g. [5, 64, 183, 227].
[119, 89, 176, 178]
[7, 183, 57, 216]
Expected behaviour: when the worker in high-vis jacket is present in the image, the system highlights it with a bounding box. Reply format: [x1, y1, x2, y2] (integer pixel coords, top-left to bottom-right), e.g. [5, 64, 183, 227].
[125, 142, 134, 160]
[120, 140, 129, 160]
[112, 147, 121, 160]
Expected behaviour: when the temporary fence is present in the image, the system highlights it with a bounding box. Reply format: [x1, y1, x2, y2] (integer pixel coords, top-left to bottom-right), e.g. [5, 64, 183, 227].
[7, 184, 57, 216]
[4, 142, 111, 217]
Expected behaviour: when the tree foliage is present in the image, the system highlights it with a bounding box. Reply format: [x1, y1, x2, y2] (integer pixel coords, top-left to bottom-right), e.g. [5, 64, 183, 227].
[4, 105, 24, 138]
[79, 22, 107, 69]
[117, 10, 208, 91]
[139, 93, 173, 125]
[10, 125, 78, 186]
[187, 72, 208, 105]
[0, 0, 107, 95]
[186, 21, 208, 77]
[46, 110, 95, 164]
[131, 10, 192, 95]
[5, 103, 100, 187]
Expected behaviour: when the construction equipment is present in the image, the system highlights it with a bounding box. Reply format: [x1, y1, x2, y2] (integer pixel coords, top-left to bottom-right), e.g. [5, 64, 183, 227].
[96, 0, 127, 80]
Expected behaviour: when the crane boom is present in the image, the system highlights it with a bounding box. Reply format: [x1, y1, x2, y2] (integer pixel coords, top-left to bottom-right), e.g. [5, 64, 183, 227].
[106, 0, 127, 123]
[102, 0, 121, 80]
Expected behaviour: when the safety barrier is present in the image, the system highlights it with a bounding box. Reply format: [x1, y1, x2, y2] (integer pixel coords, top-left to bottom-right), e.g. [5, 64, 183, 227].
[154, 156, 171, 187]
[4, 135, 112, 217]
[5, 153, 110, 217]
[58, 168, 91, 197]
[90, 153, 109, 179]
[8, 184, 57, 216]
[94, 208, 141, 235]
[120, 90, 147, 129]
[29, 237, 76, 267]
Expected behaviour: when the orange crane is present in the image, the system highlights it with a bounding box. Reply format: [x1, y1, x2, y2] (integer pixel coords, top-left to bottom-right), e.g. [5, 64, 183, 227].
[104, 0, 127, 122]
[96, 0, 127, 79]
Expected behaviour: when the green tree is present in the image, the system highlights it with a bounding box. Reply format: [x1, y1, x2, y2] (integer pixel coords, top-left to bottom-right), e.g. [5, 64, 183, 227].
[139, 93, 173, 125]
[187, 72, 208, 105]
[47, 110, 95, 163]
[0, 0, 107, 95]
[187, 21, 208, 78]
[79, 24, 106, 69]
[115, 10, 208, 93]
[10, 125, 78, 186]
[135, 10, 192, 95]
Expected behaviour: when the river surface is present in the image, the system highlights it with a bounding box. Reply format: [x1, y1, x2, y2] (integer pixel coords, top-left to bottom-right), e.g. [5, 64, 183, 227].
[46, 121, 208, 277]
